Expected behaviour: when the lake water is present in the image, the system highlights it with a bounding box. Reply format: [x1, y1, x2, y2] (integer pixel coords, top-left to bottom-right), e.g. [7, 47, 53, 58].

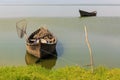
[0, 17, 120, 68]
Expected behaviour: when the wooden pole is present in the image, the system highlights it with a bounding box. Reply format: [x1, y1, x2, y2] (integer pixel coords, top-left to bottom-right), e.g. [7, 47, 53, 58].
[84, 26, 94, 73]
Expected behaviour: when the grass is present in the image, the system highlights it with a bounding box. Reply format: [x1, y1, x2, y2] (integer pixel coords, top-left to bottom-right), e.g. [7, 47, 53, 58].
[0, 65, 120, 80]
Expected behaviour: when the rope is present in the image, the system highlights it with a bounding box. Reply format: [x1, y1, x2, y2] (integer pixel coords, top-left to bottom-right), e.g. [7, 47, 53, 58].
[40, 48, 77, 65]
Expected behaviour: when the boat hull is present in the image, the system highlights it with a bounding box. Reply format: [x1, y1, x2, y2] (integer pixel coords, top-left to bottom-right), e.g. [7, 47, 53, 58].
[26, 27, 57, 58]
[79, 10, 97, 17]
[26, 43, 57, 58]
[26, 43, 41, 58]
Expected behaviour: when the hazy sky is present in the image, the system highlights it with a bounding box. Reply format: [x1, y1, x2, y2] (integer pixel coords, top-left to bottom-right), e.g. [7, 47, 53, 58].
[0, 0, 120, 4]
[0, 0, 120, 17]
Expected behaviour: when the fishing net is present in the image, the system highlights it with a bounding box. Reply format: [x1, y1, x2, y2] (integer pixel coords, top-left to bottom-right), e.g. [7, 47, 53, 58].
[16, 19, 27, 38]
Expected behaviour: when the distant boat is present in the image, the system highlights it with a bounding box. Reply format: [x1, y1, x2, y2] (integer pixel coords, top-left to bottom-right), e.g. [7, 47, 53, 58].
[26, 27, 57, 58]
[79, 10, 97, 17]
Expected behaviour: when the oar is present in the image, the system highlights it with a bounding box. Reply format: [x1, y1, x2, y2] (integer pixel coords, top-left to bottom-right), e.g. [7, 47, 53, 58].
[16, 19, 28, 40]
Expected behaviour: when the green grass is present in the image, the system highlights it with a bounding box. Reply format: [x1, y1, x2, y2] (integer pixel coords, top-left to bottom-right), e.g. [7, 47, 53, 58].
[0, 65, 120, 80]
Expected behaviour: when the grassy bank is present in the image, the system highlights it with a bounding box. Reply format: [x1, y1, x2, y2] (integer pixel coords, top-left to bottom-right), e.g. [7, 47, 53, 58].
[0, 65, 120, 80]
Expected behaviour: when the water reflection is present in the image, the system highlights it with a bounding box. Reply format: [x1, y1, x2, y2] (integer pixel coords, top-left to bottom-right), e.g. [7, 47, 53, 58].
[25, 50, 57, 69]
[25, 41, 64, 69]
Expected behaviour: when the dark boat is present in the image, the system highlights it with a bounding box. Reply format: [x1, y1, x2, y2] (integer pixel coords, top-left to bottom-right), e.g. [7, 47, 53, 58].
[79, 10, 97, 17]
[26, 27, 57, 58]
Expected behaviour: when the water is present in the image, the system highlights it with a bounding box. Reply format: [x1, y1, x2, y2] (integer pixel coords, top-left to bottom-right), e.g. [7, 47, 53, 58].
[0, 17, 120, 68]
[1, 5, 120, 17]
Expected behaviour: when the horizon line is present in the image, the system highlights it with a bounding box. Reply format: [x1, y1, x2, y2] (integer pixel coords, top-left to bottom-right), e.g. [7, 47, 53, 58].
[0, 3, 120, 6]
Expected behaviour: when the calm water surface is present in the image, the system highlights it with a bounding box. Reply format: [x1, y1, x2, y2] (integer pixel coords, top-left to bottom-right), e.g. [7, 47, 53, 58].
[0, 17, 120, 68]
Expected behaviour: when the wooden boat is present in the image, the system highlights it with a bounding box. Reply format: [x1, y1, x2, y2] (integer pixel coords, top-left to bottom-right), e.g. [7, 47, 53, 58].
[26, 27, 57, 58]
[79, 10, 97, 17]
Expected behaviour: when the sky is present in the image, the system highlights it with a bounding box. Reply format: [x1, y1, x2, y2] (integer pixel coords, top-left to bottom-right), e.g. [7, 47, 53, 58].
[0, 0, 120, 17]
[0, 0, 120, 4]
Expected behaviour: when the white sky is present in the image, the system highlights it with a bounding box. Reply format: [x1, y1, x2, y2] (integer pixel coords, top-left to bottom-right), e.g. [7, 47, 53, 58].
[0, 0, 120, 17]
[0, 0, 120, 4]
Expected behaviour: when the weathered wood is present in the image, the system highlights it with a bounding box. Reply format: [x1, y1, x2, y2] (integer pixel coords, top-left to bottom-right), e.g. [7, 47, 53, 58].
[84, 26, 94, 73]
[26, 27, 57, 58]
